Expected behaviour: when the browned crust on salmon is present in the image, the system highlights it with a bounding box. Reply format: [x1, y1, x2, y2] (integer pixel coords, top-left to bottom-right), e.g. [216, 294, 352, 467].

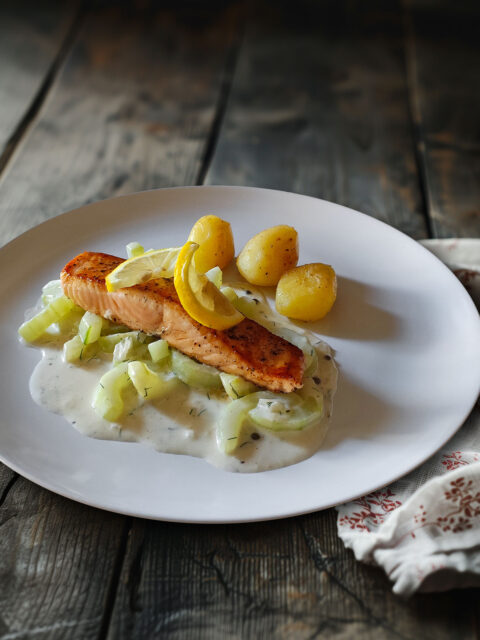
[61, 252, 304, 392]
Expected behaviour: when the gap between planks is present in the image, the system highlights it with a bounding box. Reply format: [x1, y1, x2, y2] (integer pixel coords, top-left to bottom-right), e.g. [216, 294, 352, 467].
[402, 0, 434, 239]
[195, 19, 245, 185]
[0, 2, 85, 179]
[97, 517, 133, 640]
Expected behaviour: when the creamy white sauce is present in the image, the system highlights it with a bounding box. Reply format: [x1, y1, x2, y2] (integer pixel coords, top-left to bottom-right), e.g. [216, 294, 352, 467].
[27, 291, 337, 473]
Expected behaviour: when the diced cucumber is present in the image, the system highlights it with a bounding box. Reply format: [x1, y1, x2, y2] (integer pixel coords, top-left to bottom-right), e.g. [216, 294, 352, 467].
[205, 266, 222, 288]
[171, 349, 222, 390]
[220, 372, 258, 399]
[112, 335, 149, 365]
[18, 296, 76, 342]
[248, 393, 323, 431]
[126, 242, 145, 258]
[79, 311, 104, 345]
[92, 362, 132, 422]
[127, 361, 179, 400]
[99, 331, 149, 353]
[63, 335, 83, 362]
[63, 335, 98, 362]
[216, 394, 258, 454]
[217, 389, 323, 454]
[148, 339, 169, 363]
[41, 279, 63, 306]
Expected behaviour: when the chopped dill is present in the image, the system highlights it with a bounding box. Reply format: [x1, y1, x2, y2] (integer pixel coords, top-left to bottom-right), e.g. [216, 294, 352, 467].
[197, 408, 206, 416]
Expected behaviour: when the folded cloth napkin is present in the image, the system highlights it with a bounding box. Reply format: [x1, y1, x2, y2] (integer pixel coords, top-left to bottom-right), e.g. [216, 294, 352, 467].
[336, 239, 480, 597]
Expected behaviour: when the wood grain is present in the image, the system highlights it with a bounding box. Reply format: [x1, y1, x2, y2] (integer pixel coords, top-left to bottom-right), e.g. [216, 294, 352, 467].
[0, 2, 238, 246]
[406, 0, 480, 237]
[0, 0, 79, 160]
[107, 511, 478, 639]
[0, 475, 128, 639]
[206, 0, 428, 239]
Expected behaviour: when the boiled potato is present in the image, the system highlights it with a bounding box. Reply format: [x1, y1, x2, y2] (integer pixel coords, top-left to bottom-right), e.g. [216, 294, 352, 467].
[275, 263, 337, 321]
[237, 225, 298, 286]
[188, 215, 235, 273]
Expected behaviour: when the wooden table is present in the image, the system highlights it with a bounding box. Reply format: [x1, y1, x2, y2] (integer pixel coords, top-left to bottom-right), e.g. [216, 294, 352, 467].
[1, 1, 479, 637]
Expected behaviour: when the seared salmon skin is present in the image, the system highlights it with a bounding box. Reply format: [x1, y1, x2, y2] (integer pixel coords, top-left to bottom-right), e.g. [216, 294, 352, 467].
[61, 252, 304, 392]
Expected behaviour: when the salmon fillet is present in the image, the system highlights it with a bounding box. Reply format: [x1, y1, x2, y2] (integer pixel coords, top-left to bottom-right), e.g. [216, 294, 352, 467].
[61, 252, 304, 392]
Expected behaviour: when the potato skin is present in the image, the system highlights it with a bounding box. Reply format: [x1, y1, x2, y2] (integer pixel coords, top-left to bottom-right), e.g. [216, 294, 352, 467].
[275, 263, 337, 321]
[237, 225, 298, 286]
[188, 215, 235, 273]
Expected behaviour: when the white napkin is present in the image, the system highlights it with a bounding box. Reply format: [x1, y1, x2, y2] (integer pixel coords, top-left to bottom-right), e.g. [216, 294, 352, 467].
[336, 239, 480, 597]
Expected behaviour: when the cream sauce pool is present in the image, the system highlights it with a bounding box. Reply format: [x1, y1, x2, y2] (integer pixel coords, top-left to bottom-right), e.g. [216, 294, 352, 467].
[27, 294, 338, 473]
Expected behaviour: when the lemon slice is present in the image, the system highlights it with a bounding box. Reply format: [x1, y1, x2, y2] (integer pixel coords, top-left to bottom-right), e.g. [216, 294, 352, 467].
[105, 248, 181, 292]
[174, 242, 244, 330]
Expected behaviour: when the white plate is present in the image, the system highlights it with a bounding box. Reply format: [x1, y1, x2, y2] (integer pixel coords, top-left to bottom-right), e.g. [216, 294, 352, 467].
[1, 187, 479, 523]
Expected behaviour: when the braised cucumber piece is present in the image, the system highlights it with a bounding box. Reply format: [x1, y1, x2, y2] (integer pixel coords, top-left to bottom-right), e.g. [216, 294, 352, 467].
[79, 311, 104, 345]
[63, 335, 98, 362]
[19, 295, 76, 342]
[63, 335, 83, 362]
[92, 362, 132, 422]
[127, 361, 179, 400]
[126, 242, 144, 258]
[41, 279, 63, 305]
[205, 266, 222, 288]
[219, 372, 258, 399]
[216, 394, 258, 454]
[217, 389, 323, 454]
[248, 393, 323, 431]
[171, 349, 222, 390]
[112, 335, 149, 365]
[99, 331, 150, 353]
[148, 339, 170, 363]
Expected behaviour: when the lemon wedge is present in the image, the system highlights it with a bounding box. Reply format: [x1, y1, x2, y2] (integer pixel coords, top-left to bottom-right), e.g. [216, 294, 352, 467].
[105, 248, 181, 292]
[174, 242, 244, 330]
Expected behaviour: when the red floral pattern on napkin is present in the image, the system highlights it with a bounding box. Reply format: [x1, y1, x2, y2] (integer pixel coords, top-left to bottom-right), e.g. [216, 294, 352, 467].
[337, 451, 480, 596]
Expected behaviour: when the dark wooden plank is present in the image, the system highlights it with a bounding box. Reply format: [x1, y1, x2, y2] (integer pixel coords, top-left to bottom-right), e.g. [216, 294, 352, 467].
[0, 2, 238, 246]
[0, 475, 128, 639]
[405, 1, 480, 238]
[206, 0, 428, 239]
[108, 511, 478, 639]
[0, 0, 79, 160]
[0, 3, 237, 638]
